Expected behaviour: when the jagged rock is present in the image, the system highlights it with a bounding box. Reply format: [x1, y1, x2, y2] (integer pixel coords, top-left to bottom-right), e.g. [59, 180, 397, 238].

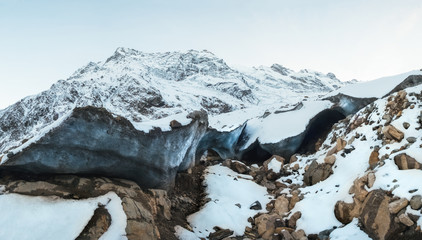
[231, 161, 249, 174]
[291, 229, 306, 240]
[359, 190, 403, 240]
[324, 155, 336, 165]
[274, 195, 290, 216]
[279, 229, 295, 240]
[255, 213, 278, 239]
[0, 174, 165, 240]
[369, 147, 380, 169]
[208, 228, 233, 240]
[149, 189, 172, 220]
[399, 214, 414, 227]
[383, 125, 404, 142]
[349, 175, 369, 202]
[326, 138, 347, 156]
[367, 172, 376, 188]
[289, 191, 300, 210]
[403, 122, 410, 129]
[410, 195, 422, 210]
[288, 211, 302, 228]
[76, 206, 111, 240]
[303, 160, 332, 186]
[169, 120, 182, 128]
[250, 201, 262, 210]
[290, 154, 298, 163]
[394, 153, 421, 170]
[389, 198, 409, 214]
[335, 199, 361, 224]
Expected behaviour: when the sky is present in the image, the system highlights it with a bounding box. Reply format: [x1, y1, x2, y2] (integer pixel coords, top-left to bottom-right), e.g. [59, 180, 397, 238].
[1, 0, 422, 109]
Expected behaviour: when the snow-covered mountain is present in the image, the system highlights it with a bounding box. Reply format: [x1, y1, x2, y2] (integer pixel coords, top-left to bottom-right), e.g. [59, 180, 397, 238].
[0, 47, 348, 156]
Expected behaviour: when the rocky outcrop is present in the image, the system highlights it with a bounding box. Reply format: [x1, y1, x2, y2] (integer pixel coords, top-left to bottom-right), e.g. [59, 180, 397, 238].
[0, 174, 170, 240]
[2, 107, 208, 189]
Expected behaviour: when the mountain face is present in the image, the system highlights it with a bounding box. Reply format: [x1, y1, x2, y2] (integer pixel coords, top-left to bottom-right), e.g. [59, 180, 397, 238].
[0, 47, 348, 158]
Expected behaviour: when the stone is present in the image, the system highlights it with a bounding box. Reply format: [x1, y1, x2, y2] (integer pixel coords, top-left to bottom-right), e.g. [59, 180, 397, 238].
[389, 198, 409, 214]
[255, 213, 278, 239]
[334, 199, 362, 224]
[291, 229, 306, 240]
[369, 149, 380, 169]
[292, 163, 300, 171]
[250, 201, 262, 210]
[359, 190, 403, 240]
[407, 137, 417, 143]
[231, 161, 249, 174]
[274, 195, 290, 216]
[367, 172, 376, 188]
[76, 206, 111, 240]
[303, 160, 332, 186]
[324, 155, 336, 165]
[394, 153, 421, 170]
[289, 191, 300, 210]
[383, 125, 404, 142]
[399, 214, 414, 227]
[403, 122, 410, 129]
[169, 119, 182, 128]
[279, 229, 295, 240]
[209, 229, 234, 240]
[326, 138, 347, 156]
[336, 138, 347, 152]
[149, 189, 172, 220]
[288, 211, 302, 228]
[290, 154, 298, 163]
[410, 195, 422, 210]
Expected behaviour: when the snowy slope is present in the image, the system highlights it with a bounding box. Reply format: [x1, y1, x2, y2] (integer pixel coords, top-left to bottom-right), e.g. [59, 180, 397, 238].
[326, 70, 422, 98]
[282, 84, 422, 236]
[0, 47, 348, 156]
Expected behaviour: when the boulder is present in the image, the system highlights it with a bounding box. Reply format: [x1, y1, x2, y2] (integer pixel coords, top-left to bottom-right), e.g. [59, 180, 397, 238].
[359, 190, 403, 240]
[369, 148, 380, 169]
[394, 153, 421, 170]
[334, 198, 362, 224]
[324, 155, 336, 165]
[389, 198, 409, 214]
[255, 213, 278, 239]
[288, 211, 302, 228]
[274, 195, 290, 216]
[383, 125, 404, 142]
[303, 160, 332, 186]
[410, 195, 422, 210]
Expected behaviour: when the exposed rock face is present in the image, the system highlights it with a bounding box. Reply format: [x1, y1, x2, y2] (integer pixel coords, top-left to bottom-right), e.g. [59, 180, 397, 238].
[359, 190, 402, 240]
[0, 174, 168, 240]
[2, 107, 208, 189]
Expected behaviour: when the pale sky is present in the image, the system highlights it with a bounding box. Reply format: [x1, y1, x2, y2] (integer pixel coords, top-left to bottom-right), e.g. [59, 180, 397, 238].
[1, 0, 422, 109]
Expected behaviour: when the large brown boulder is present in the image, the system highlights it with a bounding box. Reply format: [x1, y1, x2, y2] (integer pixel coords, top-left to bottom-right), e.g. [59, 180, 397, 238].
[382, 125, 404, 142]
[394, 153, 421, 170]
[359, 190, 404, 240]
[303, 160, 332, 186]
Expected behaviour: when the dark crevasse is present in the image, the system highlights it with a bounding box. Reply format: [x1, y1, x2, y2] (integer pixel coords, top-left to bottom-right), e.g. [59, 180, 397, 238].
[296, 109, 346, 155]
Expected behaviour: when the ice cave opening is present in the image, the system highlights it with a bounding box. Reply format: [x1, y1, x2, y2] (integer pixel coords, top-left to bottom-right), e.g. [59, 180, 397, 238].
[297, 109, 346, 155]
